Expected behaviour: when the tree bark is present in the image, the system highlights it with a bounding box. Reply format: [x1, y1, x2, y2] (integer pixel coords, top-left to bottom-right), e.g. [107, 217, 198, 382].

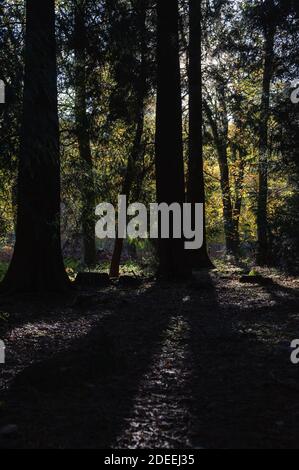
[218, 146, 237, 255]
[0, 0, 70, 293]
[109, 105, 145, 278]
[187, 0, 213, 269]
[257, 23, 275, 266]
[109, 1, 147, 278]
[204, 100, 238, 255]
[155, 0, 190, 279]
[74, 0, 96, 267]
[232, 146, 246, 251]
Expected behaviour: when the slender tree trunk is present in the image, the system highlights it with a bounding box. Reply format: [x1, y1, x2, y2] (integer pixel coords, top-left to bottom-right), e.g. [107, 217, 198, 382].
[187, 0, 213, 269]
[155, 0, 190, 279]
[232, 147, 246, 252]
[74, 1, 96, 267]
[109, 1, 147, 278]
[0, 0, 70, 293]
[109, 106, 145, 278]
[204, 101, 237, 255]
[257, 24, 275, 266]
[218, 146, 237, 254]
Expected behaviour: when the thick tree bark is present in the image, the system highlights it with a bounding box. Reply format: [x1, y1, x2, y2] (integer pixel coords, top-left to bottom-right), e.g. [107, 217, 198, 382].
[155, 0, 190, 279]
[187, 0, 213, 269]
[109, 1, 147, 278]
[74, 0, 96, 267]
[0, 0, 70, 293]
[257, 24, 275, 266]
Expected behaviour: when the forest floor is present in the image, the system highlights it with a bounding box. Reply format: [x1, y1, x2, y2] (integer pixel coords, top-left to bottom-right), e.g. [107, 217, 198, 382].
[0, 267, 299, 449]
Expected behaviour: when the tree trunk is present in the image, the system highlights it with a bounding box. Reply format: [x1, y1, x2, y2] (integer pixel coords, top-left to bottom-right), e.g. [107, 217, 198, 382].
[109, 107, 145, 278]
[74, 0, 96, 267]
[155, 0, 190, 279]
[0, 0, 70, 293]
[109, 1, 147, 279]
[218, 146, 237, 255]
[257, 24, 275, 266]
[204, 100, 238, 255]
[187, 0, 213, 269]
[232, 146, 246, 252]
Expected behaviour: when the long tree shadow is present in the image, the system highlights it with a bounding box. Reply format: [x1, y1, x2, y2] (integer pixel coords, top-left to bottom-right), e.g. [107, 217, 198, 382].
[262, 278, 299, 307]
[188, 274, 299, 449]
[0, 283, 176, 449]
[2, 274, 299, 449]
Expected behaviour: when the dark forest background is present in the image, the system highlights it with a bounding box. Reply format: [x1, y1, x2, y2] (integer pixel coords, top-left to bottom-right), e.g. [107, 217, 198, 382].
[0, 0, 299, 451]
[0, 0, 298, 290]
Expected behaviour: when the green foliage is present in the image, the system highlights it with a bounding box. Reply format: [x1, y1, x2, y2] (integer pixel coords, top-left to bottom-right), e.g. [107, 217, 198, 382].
[0, 0, 298, 274]
[0, 262, 8, 282]
[64, 258, 82, 280]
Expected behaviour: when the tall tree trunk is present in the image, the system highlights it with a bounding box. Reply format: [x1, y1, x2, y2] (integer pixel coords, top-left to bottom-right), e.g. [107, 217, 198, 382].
[74, 0, 96, 267]
[109, 106, 145, 278]
[0, 0, 70, 293]
[257, 24, 275, 266]
[187, 0, 213, 269]
[155, 0, 190, 279]
[109, 1, 147, 278]
[218, 146, 237, 255]
[204, 101, 238, 255]
[232, 146, 246, 251]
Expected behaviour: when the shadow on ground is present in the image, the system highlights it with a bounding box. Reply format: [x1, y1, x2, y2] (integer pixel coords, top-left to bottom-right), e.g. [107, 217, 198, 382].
[188, 277, 299, 449]
[0, 284, 174, 449]
[0, 273, 299, 449]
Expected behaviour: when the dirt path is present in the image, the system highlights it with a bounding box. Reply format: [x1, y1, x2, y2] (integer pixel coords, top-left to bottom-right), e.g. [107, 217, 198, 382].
[0, 271, 299, 449]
